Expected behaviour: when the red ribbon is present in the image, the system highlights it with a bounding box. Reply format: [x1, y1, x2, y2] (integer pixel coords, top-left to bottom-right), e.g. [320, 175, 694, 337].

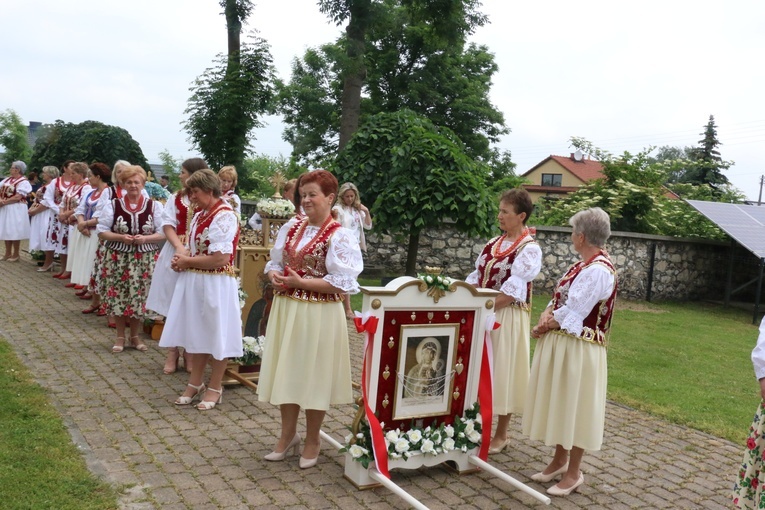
[354, 315, 389, 478]
[477, 316, 499, 461]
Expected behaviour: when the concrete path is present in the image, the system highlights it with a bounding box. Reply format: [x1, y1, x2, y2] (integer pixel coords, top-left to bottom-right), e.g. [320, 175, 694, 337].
[0, 253, 740, 509]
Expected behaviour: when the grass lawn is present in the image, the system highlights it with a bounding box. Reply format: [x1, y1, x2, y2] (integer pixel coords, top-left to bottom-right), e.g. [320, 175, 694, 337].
[355, 278, 759, 444]
[0, 341, 119, 510]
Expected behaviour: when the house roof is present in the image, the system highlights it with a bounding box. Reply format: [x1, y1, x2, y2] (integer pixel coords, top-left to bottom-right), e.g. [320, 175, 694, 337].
[522, 154, 605, 183]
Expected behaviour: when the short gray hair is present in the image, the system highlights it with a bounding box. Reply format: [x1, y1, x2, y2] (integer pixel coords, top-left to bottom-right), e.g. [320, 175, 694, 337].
[569, 207, 611, 248]
[41, 165, 60, 179]
[11, 161, 27, 174]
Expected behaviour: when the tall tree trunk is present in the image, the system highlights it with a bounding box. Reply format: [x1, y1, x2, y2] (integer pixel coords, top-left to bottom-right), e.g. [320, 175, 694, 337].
[223, 0, 242, 68]
[338, 4, 368, 151]
[405, 228, 421, 277]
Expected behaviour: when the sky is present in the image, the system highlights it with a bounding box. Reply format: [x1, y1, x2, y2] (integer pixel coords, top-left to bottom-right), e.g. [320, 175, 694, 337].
[2, 1, 764, 197]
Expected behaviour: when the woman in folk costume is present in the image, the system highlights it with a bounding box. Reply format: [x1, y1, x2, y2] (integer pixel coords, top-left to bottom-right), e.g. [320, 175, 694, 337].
[72, 162, 111, 311]
[28, 165, 60, 271]
[45, 160, 74, 278]
[146, 157, 208, 375]
[466, 188, 542, 454]
[218, 165, 241, 216]
[258, 170, 363, 469]
[0, 161, 32, 261]
[159, 169, 242, 410]
[60, 162, 93, 289]
[96, 165, 164, 353]
[523, 207, 617, 497]
[733, 318, 765, 509]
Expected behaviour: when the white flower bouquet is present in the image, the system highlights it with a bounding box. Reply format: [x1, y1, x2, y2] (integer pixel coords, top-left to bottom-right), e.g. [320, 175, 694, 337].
[256, 198, 295, 218]
[233, 335, 265, 366]
[341, 402, 482, 468]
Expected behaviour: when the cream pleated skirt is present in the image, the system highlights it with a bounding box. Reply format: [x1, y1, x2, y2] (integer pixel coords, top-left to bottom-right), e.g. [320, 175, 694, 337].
[491, 305, 531, 415]
[522, 331, 607, 451]
[257, 295, 353, 410]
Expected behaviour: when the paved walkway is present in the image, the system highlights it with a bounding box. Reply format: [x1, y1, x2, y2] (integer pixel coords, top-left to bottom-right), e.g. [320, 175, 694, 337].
[0, 252, 741, 509]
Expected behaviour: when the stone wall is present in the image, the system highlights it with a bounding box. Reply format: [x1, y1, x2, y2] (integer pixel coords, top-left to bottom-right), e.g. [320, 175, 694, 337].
[364, 225, 756, 301]
[240, 199, 759, 302]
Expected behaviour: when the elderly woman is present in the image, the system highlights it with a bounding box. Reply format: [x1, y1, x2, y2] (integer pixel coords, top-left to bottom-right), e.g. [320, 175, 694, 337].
[147, 157, 208, 374]
[72, 162, 111, 311]
[158, 169, 241, 410]
[97, 165, 164, 353]
[333, 182, 372, 318]
[28, 165, 60, 271]
[522, 207, 617, 497]
[466, 188, 542, 454]
[258, 170, 363, 469]
[60, 162, 93, 287]
[0, 161, 33, 261]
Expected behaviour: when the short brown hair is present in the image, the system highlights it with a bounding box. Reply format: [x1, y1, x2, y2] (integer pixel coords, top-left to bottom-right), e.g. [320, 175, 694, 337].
[499, 188, 533, 224]
[181, 157, 208, 174]
[186, 168, 221, 198]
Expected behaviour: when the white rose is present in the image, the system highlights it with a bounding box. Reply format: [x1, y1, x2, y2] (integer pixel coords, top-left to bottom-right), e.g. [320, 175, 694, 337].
[345, 433, 353, 444]
[444, 425, 455, 438]
[464, 420, 475, 434]
[461, 446, 468, 452]
[407, 429, 422, 443]
[442, 438, 456, 451]
[421, 439, 435, 454]
[386, 430, 399, 443]
[431, 432, 442, 445]
[394, 438, 410, 453]
[356, 433, 364, 439]
[467, 430, 482, 443]
[349, 444, 367, 459]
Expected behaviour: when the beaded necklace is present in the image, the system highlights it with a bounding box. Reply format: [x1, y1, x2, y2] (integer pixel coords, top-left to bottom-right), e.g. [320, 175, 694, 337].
[492, 227, 531, 258]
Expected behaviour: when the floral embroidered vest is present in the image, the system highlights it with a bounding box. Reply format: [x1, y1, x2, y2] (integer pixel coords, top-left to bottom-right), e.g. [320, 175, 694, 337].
[33, 184, 47, 206]
[223, 190, 238, 211]
[82, 188, 105, 225]
[106, 198, 159, 253]
[551, 252, 617, 346]
[279, 216, 343, 302]
[62, 183, 86, 211]
[188, 201, 239, 276]
[475, 233, 537, 310]
[0, 176, 28, 199]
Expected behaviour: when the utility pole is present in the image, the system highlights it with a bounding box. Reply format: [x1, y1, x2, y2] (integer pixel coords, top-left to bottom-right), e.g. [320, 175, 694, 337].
[759, 175, 765, 206]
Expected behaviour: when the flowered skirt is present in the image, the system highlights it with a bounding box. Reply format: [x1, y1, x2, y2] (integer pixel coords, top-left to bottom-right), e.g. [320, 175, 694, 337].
[99, 246, 158, 318]
[733, 400, 765, 509]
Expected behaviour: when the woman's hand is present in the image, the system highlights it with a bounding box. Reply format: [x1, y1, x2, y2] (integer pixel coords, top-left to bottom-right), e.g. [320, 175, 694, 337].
[174, 245, 190, 257]
[495, 294, 514, 311]
[170, 254, 190, 272]
[269, 268, 293, 290]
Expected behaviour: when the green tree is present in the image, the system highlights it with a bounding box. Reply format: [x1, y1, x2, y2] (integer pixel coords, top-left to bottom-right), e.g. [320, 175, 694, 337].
[333, 110, 495, 275]
[184, 1, 276, 172]
[158, 149, 181, 191]
[238, 154, 305, 199]
[29, 120, 148, 171]
[683, 115, 731, 191]
[0, 109, 32, 170]
[316, 0, 490, 153]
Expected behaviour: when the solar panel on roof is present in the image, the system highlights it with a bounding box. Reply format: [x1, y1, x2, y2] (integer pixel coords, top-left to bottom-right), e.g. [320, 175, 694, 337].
[687, 200, 765, 258]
